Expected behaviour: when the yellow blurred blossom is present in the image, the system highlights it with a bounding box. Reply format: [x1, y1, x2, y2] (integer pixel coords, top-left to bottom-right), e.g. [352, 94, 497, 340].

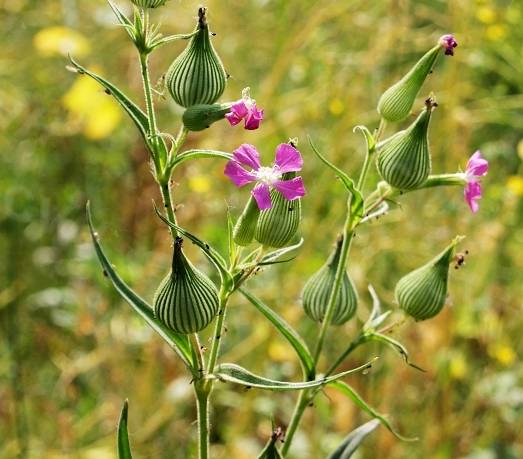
[449, 353, 468, 380]
[489, 343, 516, 366]
[476, 6, 496, 24]
[485, 24, 507, 41]
[34, 26, 90, 57]
[268, 341, 289, 362]
[188, 175, 212, 193]
[63, 73, 122, 140]
[517, 138, 523, 160]
[506, 176, 523, 196]
[329, 98, 345, 116]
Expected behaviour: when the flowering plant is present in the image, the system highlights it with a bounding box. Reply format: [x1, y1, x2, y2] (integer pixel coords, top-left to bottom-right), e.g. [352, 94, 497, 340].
[73, 1, 488, 457]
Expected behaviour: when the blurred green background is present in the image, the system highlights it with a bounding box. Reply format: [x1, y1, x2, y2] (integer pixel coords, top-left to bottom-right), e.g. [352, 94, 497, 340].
[1, 0, 522, 458]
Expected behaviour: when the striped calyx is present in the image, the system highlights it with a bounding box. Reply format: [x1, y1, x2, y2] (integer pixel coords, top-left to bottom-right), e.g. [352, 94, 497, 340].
[376, 98, 436, 190]
[153, 237, 219, 334]
[302, 236, 358, 325]
[395, 236, 464, 321]
[377, 42, 441, 122]
[233, 196, 260, 246]
[166, 7, 227, 108]
[131, 0, 168, 8]
[182, 103, 231, 131]
[254, 172, 301, 248]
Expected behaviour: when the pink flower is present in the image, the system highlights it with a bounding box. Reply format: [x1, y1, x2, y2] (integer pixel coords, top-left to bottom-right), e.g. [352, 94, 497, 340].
[439, 34, 458, 56]
[224, 143, 306, 210]
[225, 87, 264, 130]
[463, 150, 488, 213]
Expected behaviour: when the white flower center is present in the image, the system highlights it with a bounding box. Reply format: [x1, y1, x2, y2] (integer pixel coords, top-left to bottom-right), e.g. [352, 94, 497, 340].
[254, 166, 281, 185]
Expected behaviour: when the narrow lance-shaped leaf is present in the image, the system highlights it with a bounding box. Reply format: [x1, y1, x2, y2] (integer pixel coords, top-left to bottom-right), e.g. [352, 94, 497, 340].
[328, 381, 417, 442]
[239, 288, 314, 378]
[87, 203, 194, 371]
[369, 332, 425, 372]
[308, 136, 364, 222]
[327, 419, 381, 459]
[106, 0, 134, 37]
[171, 149, 233, 168]
[117, 400, 133, 459]
[258, 238, 304, 266]
[153, 204, 232, 286]
[213, 360, 376, 391]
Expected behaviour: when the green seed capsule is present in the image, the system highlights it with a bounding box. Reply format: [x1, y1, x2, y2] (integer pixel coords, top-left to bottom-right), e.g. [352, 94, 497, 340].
[377, 42, 441, 122]
[166, 7, 227, 108]
[131, 0, 168, 8]
[233, 196, 260, 246]
[376, 98, 436, 190]
[154, 237, 219, 334]
[395, 236, 464, 321]
[182, 103, 231, 131]
[302, 236, 358, 325]
[255, 173, 301, 248]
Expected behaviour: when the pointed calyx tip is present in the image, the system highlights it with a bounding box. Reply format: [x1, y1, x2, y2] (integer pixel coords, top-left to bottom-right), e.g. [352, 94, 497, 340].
[439, 34, 458, 56]
[198, 7, 208, 28]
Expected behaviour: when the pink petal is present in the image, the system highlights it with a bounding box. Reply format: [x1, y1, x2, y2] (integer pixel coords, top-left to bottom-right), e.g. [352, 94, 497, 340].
[225, 112, 243, 126]
[274, 176, 306, 201]
[274, 144, 303, 173]
[464, 181, 482, 213]
[229, 100, 249, 118]
[466, 150, 489, 177]
[252, 183, 272, 210]
[244, 107, 264, 130]
[224, 161, 256, 187]
[232, 144, 261, 170]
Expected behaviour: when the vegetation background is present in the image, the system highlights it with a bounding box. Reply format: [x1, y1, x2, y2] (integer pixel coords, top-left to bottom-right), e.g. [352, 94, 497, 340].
[1, 0, 522, 458]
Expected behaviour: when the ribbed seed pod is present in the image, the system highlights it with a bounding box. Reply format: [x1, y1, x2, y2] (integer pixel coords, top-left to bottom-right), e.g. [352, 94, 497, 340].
[302, 237, 358, 325]
[131, 0, 168, 8]
[182, 103, 231, 131]
[255, 173, 301, 248]
[153, 237, 219, 334]
[377, 43, 441, 122]
[233, 196, 260, 246]
[376, 98, 436, 190]
[166, 8, 227, 108]
[395, 236, 464, 321]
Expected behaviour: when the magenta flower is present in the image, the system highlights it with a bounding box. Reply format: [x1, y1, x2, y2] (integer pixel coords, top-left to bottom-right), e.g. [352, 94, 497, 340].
[225, 87, 264, 130]
[463, 150, 488, 213]
[224, 143, 306, 210]
[439, 34, 458, 56]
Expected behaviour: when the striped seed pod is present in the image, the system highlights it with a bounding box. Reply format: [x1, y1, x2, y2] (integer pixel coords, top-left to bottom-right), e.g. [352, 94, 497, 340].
[166, 7, 227, 108]
[395, 236, 464, 321]
[377, 39, 444, 122]
[255, 173, 301, 248]
[233, 196, 260, 246]
[182, 103, 231, 131]
[131, 0, 168, 8]
[302, 236, 358, 325]
[376, 98, 436, 190]
[154, 237, 219, 334]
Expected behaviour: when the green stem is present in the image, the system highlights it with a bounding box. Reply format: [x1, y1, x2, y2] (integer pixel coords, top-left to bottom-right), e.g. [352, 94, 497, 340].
[195, 385, 210, 459]
[324, 333, 369, 377]
[206, 286, 231, 374]
[281, 390, 311, 456]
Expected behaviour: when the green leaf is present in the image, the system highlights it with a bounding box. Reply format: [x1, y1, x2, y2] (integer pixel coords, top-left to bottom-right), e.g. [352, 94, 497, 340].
[213, 360, 375, 391]
[329, 381, 417, 442]
[353, 125, 376, 153]
[239, 288, 314, 378]
[154, 31, 199, 48]
[369, 332, 426, 372]
[87, 202, 194, 371]
[258, 238, 304, 266]
[327, 419, 380, 459]
[226, 206, 236, 267]
[106, 0, 133, 36]
[308, 136, 364, 221]
[172, 149, 233, 167]
[363, 284, 392, 330]
[153, 205, 232, 286]
[256, 433, 284, 459]
[117, 400, 133, 459]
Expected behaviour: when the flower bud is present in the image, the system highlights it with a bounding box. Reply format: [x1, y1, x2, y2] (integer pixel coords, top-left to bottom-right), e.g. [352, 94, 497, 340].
[166, 8, 227, 108]
[376, 98, 436, 190]
[395, 236, 464, 321]
[377, 35, 457, 122]
[254, 173, 301, 248]
[233, 196, 260, 246]
[131, 0, 168, 8]
[182, 103, 231, 131]
[154, 237, 219, 334]
[302, 236, 358, 325]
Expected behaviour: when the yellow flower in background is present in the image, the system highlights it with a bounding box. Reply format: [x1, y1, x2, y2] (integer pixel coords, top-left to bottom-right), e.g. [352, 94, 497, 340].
[489, 343, 516, 366]
[506, 176, 523, 196]
[476, 6, 496, 24]
[34, 26, 91, 57]
[63, 73, 122, 140]
[328, 98, 345, 116]
[485, 24, 507, 41]
[449, 353, 468, 380]
[188, 175, 212, 193]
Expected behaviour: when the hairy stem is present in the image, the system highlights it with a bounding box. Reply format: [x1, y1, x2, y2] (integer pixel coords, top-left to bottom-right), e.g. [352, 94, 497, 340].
[206, 286, 231, 374]
[281, 390, 310, 456]
[195, 385, 210, 459]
